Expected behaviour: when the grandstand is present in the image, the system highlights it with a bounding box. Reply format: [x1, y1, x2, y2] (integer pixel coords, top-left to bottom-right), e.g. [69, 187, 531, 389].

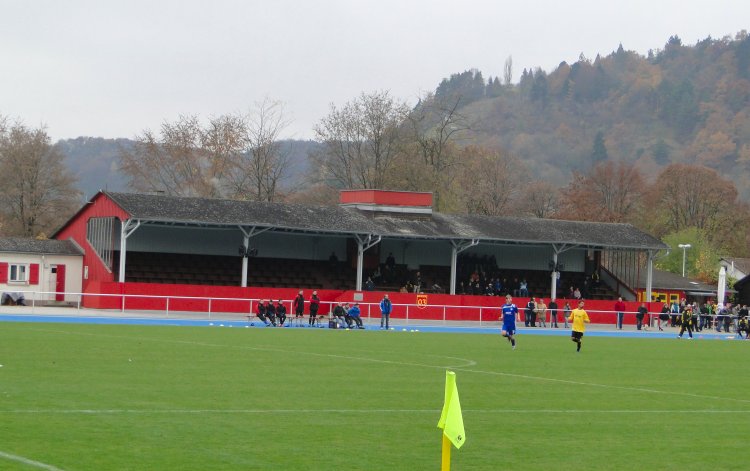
[51, 190, 667, 305]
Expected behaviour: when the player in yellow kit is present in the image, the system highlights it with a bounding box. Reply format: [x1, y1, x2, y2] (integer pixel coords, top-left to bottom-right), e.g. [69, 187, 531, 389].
[567, 300, 590, 352]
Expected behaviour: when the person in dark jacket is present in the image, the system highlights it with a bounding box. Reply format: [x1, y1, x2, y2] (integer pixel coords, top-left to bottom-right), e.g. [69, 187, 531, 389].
[275, 300, 287, 326]
[265, 300, 277, 326]
[308, 291, 320, 327]
[636, 303, 648, 331]
[293, 290, 305, 320]
[333, 302, 348, 328]
[257, 300, 275, 326]
[525, 298, 536, 327]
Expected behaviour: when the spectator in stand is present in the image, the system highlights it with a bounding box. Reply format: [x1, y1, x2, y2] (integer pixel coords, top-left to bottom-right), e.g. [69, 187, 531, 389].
[573, 287, 581, 300]
[485, 282, 495, 296]
[371, 265, 382, 283]
[548, 298, 559, 328]
[364, 277, 375, 291]
[519, 279, 529, 297]
[380, 294, 393, 330]
[328, 251, 339, 271]
[384, 253, 396, 283]
[511, 277, 520, 296]
[413, 271, 422, 293]
[458, 281, 467, 295]
[568, 286, 575, 299]
[307, 291, 320, 327]
[385, 252, 396, 270]
[591, 271, 600, 287]
[276, 300, 287, 326]
[636, 303, 648, 331]
[536, 298, 547, 327]
[347, 302, 364, 329]
[525, 297, 536, 327]
[293, 290, 305, 320]
[614, 296, 626, 330]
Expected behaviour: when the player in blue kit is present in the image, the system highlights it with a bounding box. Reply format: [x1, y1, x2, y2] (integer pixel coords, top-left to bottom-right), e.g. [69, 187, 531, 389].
[500, 294, 518, 350]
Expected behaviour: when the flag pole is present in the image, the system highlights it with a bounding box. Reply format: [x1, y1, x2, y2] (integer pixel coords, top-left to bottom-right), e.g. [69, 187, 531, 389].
[441, 434, 451, 471]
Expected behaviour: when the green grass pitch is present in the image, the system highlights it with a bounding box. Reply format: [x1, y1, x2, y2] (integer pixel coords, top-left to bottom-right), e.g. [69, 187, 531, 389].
[1, 322, 748, 470]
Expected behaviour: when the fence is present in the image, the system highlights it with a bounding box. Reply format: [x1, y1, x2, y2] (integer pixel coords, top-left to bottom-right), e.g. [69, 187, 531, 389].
[1, 289, 744, 331]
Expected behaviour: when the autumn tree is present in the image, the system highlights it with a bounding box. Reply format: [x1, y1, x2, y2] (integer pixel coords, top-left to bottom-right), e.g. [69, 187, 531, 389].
[557, 161, 644, 222]
[407, 94, 471, 211]
[520, 181, 559, 218]
[455, 146, 528, 216]
[0, 119, 80, 236]
[120, 114, 238, 197]
[312, 90, 408, 190]
[226, 99, 290, 202]
[120, 105, 291, 202]
[645, 163, 739, 237]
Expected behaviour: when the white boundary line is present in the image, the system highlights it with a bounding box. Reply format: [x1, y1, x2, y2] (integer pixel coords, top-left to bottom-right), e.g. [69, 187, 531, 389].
[1, 408, 749, 415]
[0, 450, 64, 470]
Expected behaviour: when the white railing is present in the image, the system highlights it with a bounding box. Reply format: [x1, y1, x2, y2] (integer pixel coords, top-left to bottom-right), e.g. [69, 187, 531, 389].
[1, 289, 740, 330]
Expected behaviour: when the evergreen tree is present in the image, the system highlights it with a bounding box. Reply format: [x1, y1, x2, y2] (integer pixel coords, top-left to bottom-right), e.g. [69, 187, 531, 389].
[591, 131, 608, 163]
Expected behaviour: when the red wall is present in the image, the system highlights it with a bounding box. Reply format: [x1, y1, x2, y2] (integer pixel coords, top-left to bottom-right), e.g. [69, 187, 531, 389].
[82, 282, 658, 324]
[55, 193, 130, 291]
[339, 189, 432, 207]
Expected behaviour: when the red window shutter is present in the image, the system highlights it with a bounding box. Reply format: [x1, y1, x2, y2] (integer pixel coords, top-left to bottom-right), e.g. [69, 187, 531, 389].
[0, 263, 7, 283]
[29, 264, 40, 285]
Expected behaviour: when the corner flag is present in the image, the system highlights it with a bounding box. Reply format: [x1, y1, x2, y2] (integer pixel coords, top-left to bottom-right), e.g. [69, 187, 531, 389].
[437, 370, 465, 449]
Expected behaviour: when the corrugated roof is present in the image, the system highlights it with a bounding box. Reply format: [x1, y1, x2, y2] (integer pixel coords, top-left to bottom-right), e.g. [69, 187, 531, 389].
[104, 191, 668, 250]
[0, 237, 83, 256]
[635, 268, 717, 292]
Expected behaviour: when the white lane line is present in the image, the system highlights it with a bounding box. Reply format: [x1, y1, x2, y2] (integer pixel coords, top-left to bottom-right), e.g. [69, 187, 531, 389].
[452, 366, 750, 404]
[1, 408, 749, 415]
[0, 450, 64, 470]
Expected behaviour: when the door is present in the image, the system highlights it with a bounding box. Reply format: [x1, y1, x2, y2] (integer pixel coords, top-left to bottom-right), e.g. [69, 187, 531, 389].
[49, 266, 57, 301]
[55, 265, 66, 302]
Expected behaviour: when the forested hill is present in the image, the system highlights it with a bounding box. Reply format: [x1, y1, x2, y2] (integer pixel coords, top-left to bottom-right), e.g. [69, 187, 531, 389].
[432, 32, 750, 198]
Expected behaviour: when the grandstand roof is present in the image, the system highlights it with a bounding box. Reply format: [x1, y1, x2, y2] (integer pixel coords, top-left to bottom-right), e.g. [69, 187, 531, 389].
[99, 192, 668, 251]
[0, 237, 83, 256]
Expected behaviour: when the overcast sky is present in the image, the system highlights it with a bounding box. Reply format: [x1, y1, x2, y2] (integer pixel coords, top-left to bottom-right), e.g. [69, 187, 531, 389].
[1, 0, 749, 141]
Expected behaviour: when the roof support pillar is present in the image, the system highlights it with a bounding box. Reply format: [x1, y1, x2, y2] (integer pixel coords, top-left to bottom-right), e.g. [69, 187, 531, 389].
[354, 234, 382, 291]
[118, 219, 141, 283]
[239, 226, 271, 288]
[646, 250, 655, 303]
[450, 239, 479, 295]
[550, 244, 576, 301]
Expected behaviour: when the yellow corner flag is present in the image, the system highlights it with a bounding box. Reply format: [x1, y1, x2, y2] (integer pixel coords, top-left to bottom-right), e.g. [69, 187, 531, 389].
[437, 370, 465, 450]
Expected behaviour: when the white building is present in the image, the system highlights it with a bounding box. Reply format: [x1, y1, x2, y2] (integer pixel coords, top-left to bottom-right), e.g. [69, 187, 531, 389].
[0, 237, 84, 304]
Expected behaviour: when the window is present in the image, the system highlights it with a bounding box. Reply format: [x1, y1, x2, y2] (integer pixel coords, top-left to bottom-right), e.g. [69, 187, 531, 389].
[10, 264, 28, 283]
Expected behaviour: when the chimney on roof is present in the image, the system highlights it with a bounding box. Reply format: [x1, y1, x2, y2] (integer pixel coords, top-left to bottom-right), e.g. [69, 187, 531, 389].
[339, 190, 433, 220]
